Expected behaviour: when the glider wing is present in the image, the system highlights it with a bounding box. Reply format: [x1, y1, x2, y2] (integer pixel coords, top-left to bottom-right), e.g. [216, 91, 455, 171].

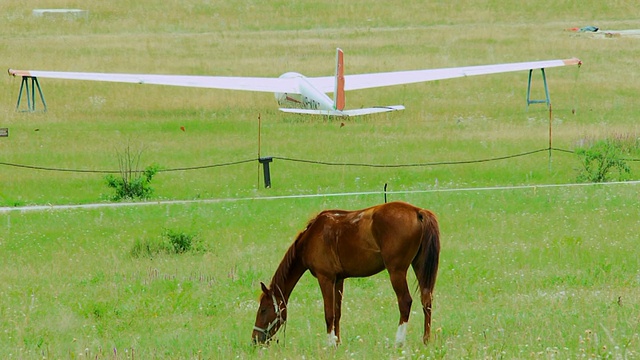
[8, 69, 298, 93]
[305, 58, 581, 92]
[9, 58, 580, 95]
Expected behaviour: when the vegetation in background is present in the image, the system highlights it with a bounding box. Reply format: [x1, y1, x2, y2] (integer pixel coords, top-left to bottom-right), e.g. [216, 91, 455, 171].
[105, 146, 160, 201]
[131, 228, 203, 258]
[2, 8, 638, 205]
[575, 135, 636, 182]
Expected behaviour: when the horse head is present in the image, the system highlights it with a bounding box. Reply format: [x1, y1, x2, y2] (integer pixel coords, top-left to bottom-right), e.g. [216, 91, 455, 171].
[252, 282, 287, 344]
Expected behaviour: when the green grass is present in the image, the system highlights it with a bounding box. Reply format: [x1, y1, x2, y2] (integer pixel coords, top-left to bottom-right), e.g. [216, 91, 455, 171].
[2, 188, 639, 358]
[1, 0, 639, 358]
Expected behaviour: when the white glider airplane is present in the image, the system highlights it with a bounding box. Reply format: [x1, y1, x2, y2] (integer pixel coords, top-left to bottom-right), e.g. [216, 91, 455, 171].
[8, 48, 581, 116]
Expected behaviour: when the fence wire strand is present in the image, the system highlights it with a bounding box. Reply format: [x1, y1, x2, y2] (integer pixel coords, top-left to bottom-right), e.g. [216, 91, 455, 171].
[1, 147, 638, 174]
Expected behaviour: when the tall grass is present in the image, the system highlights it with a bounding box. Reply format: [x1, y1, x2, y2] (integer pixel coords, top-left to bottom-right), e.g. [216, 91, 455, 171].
[1, 0, 639, 358]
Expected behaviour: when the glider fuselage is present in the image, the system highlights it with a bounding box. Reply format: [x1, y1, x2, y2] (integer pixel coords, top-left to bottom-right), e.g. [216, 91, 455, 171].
[274, 72, 335, 111]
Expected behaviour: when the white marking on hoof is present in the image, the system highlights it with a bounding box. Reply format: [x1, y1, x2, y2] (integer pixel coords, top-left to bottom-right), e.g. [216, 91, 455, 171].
[327, 329, 338, 347]
[395, 322, 408, 346]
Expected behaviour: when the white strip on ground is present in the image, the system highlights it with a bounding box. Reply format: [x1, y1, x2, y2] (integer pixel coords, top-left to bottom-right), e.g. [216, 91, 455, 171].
[1, 180, 638, 214]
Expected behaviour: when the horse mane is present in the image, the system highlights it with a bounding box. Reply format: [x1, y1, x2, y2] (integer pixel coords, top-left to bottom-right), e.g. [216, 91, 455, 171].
[269, 216, 316, 289]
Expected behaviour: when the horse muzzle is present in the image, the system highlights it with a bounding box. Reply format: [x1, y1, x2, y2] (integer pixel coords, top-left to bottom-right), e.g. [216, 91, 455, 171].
[252, 326, 269, 344]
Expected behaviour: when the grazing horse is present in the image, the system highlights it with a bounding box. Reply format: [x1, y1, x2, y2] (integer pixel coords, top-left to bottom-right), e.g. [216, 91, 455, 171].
[252, 201, 440, 346]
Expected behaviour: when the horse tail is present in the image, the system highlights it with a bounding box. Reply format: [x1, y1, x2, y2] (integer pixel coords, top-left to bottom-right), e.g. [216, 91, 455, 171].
[414, 209, 440, 296]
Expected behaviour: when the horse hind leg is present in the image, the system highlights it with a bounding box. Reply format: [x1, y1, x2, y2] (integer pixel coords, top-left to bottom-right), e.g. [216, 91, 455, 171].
[333, 279, 344, 344]
[412, 262, 435, 344]
[388, 269, 412, 346]
[419, 287, 434, 344]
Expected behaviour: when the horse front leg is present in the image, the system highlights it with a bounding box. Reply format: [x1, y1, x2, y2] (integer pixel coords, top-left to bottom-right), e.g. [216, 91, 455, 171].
[388, 269, 412, 346]
[317, 276, 341, 347]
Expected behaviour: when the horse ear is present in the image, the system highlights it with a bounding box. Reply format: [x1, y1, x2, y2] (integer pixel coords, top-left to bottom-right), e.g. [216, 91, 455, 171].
[260, 282, 270, 294]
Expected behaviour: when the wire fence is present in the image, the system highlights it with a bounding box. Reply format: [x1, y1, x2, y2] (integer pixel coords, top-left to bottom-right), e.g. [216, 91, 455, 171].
[2, 145, 639, 213]
[1, 147, 638, 174]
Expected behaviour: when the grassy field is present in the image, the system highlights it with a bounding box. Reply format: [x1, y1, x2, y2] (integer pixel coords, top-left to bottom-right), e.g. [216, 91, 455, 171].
[1, 0, 639, 358]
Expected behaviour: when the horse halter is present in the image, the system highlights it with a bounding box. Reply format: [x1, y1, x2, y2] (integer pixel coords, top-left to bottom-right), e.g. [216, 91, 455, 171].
[253, 288, 287, 341]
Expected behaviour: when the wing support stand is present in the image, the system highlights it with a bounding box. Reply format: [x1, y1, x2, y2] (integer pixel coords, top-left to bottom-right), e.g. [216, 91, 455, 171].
[15, 76, 47, 112]
[526, 68, 555, 172]
[526, 68, 550, 108]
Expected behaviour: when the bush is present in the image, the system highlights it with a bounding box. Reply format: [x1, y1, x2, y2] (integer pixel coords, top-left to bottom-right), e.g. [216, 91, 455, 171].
[164, 229, 201, 254]
[105, 146, 160, 201]
[106, 165, 159, 201]
[576, 139, 631, 183]
[130, 229, 203, 258]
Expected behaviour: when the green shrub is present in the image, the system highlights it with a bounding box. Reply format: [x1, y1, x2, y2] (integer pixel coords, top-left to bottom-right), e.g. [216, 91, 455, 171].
[575, 139, 631, 182]
[106, 164, 159, 201]
[164, 229, 201, 254]
[105, 146, 160, 201]
[130, 229, 203, 258]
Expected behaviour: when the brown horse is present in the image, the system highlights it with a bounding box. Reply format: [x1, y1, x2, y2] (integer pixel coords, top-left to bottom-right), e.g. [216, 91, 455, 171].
[252, 201, 440, 346]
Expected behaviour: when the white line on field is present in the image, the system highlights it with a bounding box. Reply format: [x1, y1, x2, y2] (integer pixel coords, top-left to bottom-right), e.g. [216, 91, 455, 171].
[1, 180, 638, 214]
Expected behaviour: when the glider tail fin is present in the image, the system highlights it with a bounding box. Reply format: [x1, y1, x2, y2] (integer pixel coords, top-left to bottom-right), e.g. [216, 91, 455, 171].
[334, 48, 345, 111]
